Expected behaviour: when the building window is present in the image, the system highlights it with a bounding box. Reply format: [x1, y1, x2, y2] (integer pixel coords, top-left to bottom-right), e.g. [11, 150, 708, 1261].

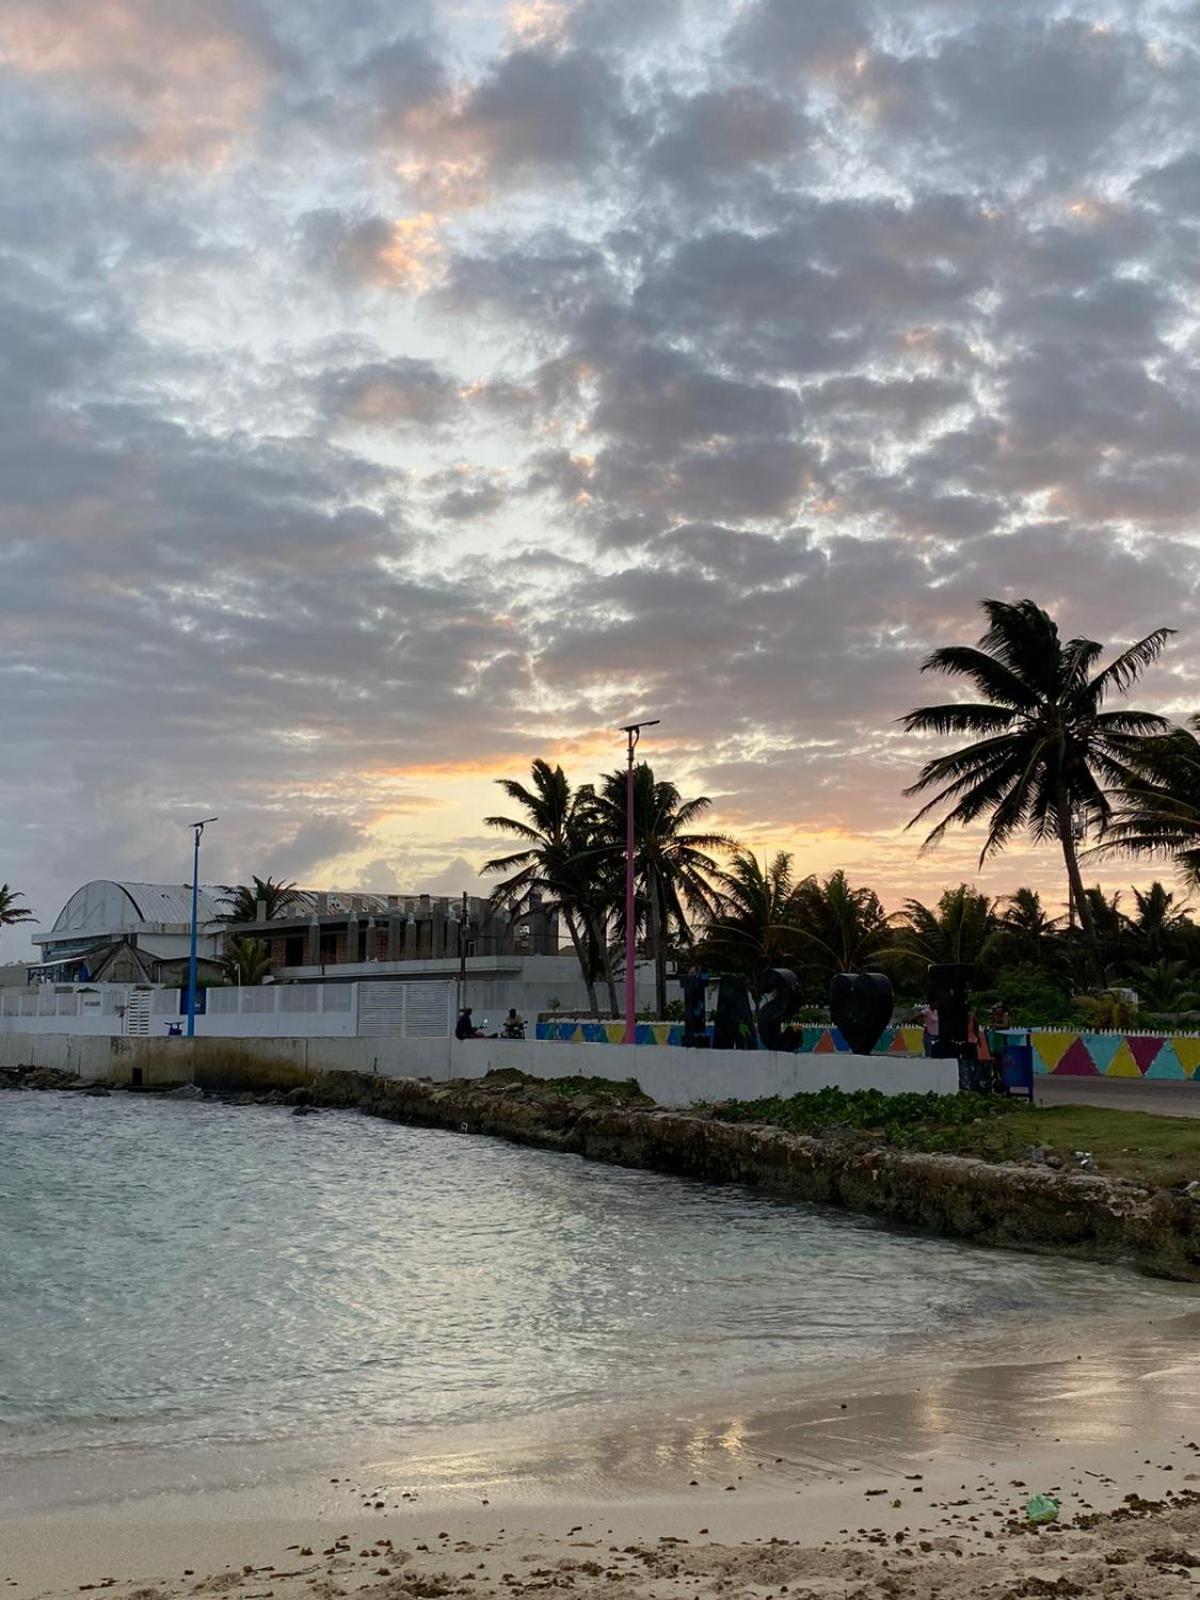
[284, 936, 304, 966]
[319, 932, 338, 963]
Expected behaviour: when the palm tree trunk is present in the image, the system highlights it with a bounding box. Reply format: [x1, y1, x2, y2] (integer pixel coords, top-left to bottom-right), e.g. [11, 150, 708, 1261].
[649, 881, 667, 1018]
[588, 907, 620, 1016]
[1057, 790, 1101, 986]
[563, 909, 598, 1013]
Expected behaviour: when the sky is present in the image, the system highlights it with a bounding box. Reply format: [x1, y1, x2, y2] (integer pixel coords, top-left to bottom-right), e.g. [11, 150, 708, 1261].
[3, 0, 1200, 959]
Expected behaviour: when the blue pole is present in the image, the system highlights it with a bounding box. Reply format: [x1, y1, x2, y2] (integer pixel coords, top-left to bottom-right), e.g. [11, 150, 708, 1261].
[186, 824, 200, 1039]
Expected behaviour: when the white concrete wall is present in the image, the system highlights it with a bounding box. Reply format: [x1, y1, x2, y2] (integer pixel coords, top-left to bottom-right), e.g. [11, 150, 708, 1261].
[446, 1037, 958, 1105]
[0, 1032, 959, 1101]
[0, 1033, 125, 1078]
[199, 1009, 357, 1038]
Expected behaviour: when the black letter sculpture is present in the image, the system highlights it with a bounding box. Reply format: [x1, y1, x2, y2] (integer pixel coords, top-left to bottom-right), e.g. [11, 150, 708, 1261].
[829, 971, 894, 1056]
[712, 975, 756, 1050]
[756, 967, 801, 1052]
[680, 967, 709, 1047]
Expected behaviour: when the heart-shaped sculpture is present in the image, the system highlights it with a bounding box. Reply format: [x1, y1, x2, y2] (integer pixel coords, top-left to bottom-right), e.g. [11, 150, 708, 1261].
[829, 971, 894, 1057]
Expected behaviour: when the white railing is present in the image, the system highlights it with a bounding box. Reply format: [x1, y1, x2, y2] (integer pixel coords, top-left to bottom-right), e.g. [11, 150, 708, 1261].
[1, 979, 451, 1038]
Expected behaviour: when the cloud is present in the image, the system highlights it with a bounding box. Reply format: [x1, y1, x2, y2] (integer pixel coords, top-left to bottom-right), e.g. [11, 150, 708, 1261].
[6, 0, 1200, 957]
[261, 815, 370, 880]
[316, 354, 461, 427]
[300, 209, 445, 290]
[0, 0, 282, 166]
[643, 86, 807, 194]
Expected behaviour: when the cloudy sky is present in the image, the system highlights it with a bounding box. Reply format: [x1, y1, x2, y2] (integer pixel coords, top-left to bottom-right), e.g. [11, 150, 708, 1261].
[3, 0, 1199, 957]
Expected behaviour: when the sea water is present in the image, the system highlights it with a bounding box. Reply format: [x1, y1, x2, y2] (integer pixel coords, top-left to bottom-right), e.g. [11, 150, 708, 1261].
[0, 1093, 1190, 1489]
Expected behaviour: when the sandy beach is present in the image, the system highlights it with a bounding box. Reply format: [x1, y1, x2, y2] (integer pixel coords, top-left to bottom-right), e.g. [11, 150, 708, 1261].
[8, 1308, 1200, 1600]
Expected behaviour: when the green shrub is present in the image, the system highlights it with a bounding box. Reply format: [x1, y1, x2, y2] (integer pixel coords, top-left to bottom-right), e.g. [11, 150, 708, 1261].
[974, 963, 1073, 1027]
[705, 1086, 1021, 1148]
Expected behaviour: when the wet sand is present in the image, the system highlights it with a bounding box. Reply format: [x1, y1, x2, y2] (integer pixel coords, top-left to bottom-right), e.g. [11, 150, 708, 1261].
[7, 1310, 1200, 1600]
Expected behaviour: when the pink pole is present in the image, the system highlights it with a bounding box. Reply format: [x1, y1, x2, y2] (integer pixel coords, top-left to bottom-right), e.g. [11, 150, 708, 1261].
[624, 731, 636, 1045]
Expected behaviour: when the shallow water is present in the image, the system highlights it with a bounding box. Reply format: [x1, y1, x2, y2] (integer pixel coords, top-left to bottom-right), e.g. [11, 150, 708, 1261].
[0, 1094, 1191, 1477]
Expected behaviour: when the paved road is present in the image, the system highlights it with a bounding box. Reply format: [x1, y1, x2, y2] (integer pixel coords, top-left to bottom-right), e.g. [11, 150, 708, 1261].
[1034, 1074, 1200, 1119]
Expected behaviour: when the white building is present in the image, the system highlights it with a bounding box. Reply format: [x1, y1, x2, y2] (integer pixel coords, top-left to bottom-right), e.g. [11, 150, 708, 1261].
[32, 880, 225, 983]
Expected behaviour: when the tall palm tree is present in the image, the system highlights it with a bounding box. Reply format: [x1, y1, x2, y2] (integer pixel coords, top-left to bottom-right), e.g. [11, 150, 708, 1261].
[699, 850, 800, 974]
[1093, 717, 1200, 887]
[220, 876, 301, 923]
[901, 598, 1173, 981]
[789, 870, 897, 989]
[588, 763, 733, 1017]
[0, 884, 36, 927]
[897, 884, 999, 981]
[483, 760, 611, 1013]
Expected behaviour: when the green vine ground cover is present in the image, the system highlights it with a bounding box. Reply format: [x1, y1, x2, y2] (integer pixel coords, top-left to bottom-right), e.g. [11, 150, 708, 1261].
[481, 1074, 1200, 1187]
[709, 1088, 1200, 1188]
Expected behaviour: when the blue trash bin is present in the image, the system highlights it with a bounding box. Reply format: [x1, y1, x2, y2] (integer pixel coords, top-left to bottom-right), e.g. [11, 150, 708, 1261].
[997, 1028, 1034, 1102]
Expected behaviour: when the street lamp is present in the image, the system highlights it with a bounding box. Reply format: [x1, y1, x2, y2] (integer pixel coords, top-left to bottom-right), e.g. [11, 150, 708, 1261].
[185, 817, 218, 1039]
[619, 719, 659, 1044]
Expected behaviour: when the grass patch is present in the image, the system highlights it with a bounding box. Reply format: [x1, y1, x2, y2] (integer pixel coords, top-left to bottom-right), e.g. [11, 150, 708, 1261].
[707, 1087, 1200, 1188]
[709, 1087, 1019, 1141]
[934, 1104, 1200, 1188]
[482, 1067, 653, 1105]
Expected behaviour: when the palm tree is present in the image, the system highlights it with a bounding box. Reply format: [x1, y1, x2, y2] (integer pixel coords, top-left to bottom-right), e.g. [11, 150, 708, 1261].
[1073, 885, 1129, 982]
[1124, 958, 1200, 1014]
[996, 887, 1063, 968]
[224, 936, 274, 986]
[699, 850, 800, 974]
[1128, 880, 1192, 961]
[220, 876, 301, 923]
[789, 870, 898, 990]
[0, 884, 36, 927]
[1093, 717, 1200, 887]
[901, 598, 1174, 982]
[588, 763, 733, 1017]
[896, 885, 999, 982]
[483, 760, 612, 1013]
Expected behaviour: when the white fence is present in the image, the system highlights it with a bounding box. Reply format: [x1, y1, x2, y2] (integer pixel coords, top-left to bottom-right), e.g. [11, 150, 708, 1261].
[0, 981, 455, 1040]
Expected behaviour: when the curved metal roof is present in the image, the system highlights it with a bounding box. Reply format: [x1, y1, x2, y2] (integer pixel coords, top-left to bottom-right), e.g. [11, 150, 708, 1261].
[49, 880, 224, 936]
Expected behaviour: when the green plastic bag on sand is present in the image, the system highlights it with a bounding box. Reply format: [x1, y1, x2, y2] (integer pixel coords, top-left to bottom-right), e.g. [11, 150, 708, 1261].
[1026, 1494, 1061, 1524]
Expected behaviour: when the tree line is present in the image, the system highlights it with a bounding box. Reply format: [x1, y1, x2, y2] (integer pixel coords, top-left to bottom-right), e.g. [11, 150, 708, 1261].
[485, 599, 1200, 1019]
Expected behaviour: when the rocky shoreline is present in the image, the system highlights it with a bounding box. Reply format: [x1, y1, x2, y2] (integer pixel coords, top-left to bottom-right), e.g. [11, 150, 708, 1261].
[8, 1061, 1200, 1281]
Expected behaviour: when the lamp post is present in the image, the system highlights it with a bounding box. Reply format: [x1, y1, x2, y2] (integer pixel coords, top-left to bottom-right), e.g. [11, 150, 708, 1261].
[619, 719, 659, 1044]
[185, 817, 218, 1039]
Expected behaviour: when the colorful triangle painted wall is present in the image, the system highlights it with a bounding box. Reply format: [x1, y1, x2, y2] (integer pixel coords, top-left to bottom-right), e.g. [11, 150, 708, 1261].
[1054, 1038, 1099, 1077]
[1128, 1035, 1164, 1073]
[1104, 1041, 1142, 1078]
[1033, 1031, 1076, 1071]
[1146, 1041, 1186, 1080]
[1172, 1037, 1200, 1078]
[1083, 1033, 1122, 1074]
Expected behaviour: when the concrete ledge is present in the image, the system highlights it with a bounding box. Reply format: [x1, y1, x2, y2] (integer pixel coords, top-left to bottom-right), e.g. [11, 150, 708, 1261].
[0, 1031, 958, 1100]
[446, 1036, 959, 1104]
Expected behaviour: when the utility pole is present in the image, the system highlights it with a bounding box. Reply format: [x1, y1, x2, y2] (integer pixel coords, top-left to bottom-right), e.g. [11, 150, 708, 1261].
[457, 889, 469, 1019]
[620, 719, 659, 1044]
[185, 818, 218, 1039]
